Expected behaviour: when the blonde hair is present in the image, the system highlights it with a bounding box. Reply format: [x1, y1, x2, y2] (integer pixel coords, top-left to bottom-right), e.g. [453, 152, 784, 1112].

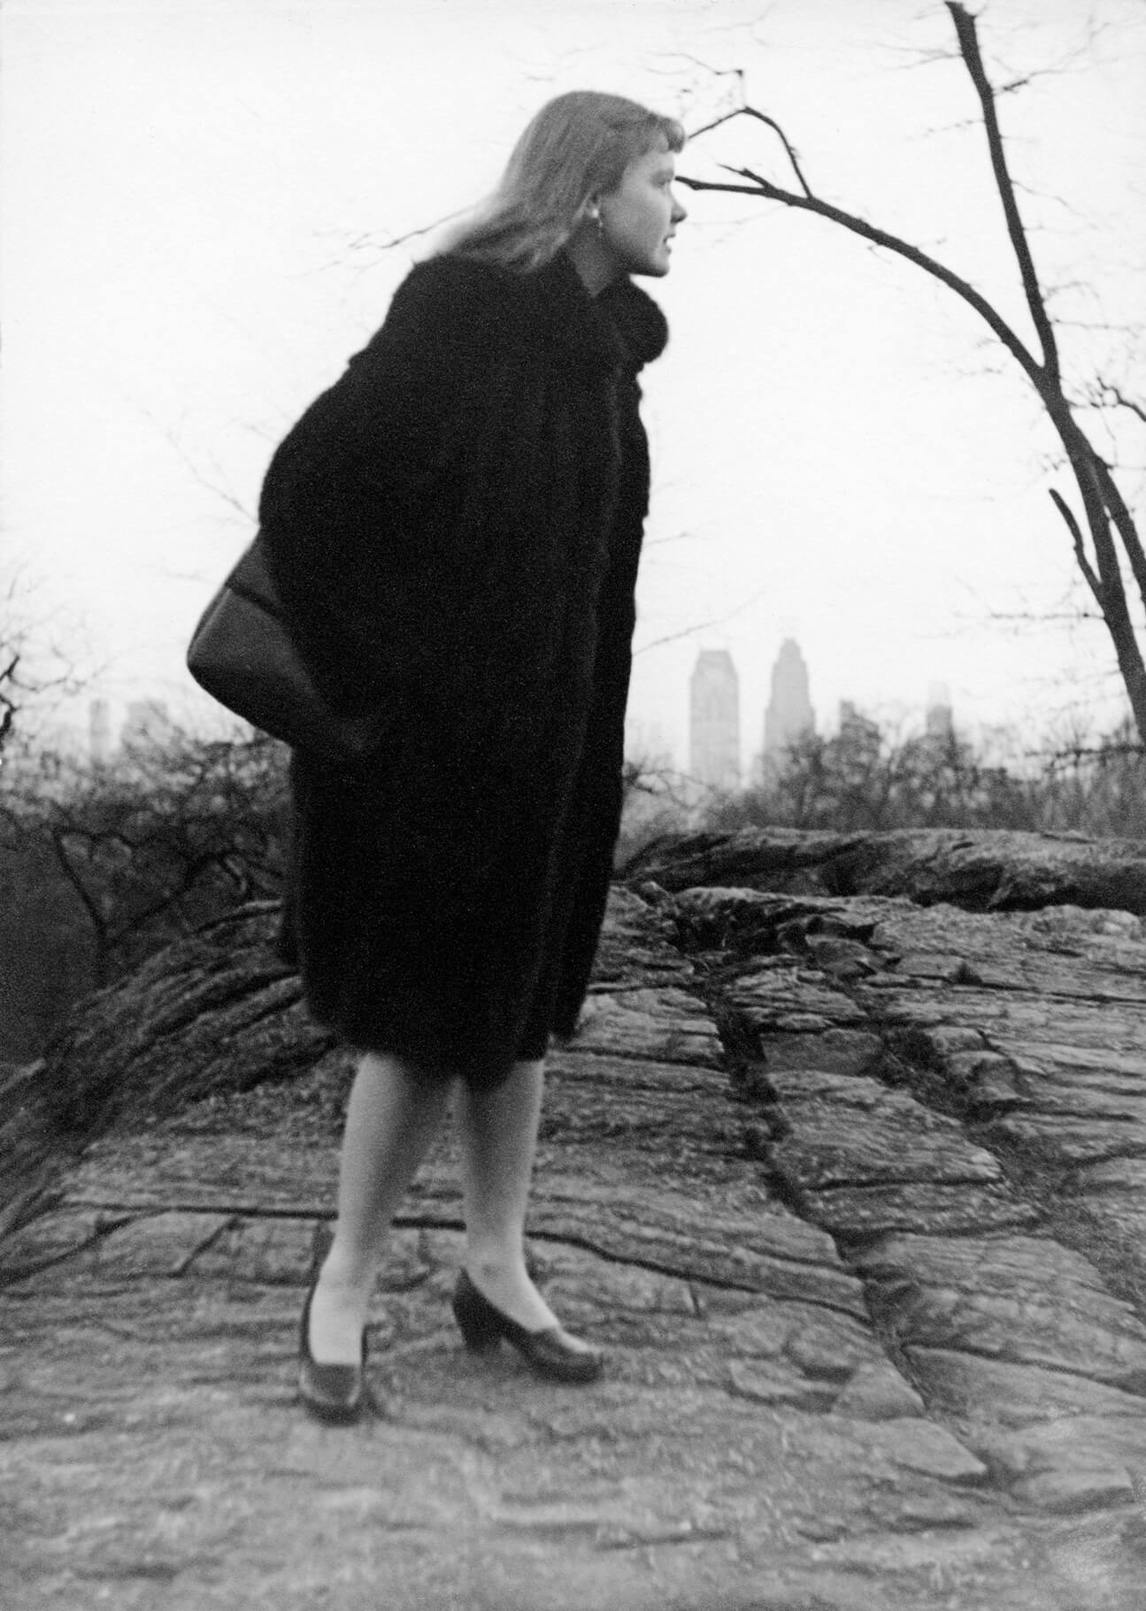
[438, 91, 685, 273]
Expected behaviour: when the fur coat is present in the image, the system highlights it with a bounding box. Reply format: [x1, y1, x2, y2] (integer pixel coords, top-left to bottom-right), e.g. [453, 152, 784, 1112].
[259, 249, 668, 1086]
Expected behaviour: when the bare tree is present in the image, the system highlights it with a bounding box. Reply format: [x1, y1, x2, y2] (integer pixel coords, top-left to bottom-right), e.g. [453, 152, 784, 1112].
[0, 726, 288, 992]
[703, 708, 1146, 838]
[0, 570, 85, 761]
[0, 648, 18, 759]
[680, 2, 1146, 741]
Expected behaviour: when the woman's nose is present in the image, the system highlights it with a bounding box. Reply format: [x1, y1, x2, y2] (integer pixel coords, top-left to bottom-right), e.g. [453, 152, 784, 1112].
[671, 193, 687, 224]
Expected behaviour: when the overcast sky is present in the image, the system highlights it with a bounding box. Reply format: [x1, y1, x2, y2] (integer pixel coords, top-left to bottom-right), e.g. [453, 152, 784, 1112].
[4, 0, 1144, 768]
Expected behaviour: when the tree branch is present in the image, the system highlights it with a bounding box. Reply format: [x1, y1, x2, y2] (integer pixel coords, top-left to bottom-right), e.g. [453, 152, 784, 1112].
[945, 2, 1060, 381]
[48, 826, 109, 979]
[1090, 379, 1146, 429]
[677, 152, 1044, 388]
[1049, 488, 1103, 607]
[0, 653, 18, 758]
[685, 102, 813, 198]
[1088, 450, 1146, 619]
[678, 10, 1146, 742]
[635, 584, 769, 655]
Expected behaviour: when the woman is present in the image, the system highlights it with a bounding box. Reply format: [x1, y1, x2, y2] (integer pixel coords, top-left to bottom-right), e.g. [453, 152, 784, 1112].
[259, 91, 686, 1422]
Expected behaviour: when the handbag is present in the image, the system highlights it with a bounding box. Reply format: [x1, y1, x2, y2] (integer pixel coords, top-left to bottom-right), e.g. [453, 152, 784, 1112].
[186, 531, 387, 768]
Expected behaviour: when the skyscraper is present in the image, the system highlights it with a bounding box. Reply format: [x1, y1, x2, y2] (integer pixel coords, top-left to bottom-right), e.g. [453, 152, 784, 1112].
[121, 699, 172, 753]
[89, 699, 113, 767]
[763, 639, 814, 768]
[689, 649, 740, 792]
[837, 699, 881, 766]
[925, 681, 955, 740]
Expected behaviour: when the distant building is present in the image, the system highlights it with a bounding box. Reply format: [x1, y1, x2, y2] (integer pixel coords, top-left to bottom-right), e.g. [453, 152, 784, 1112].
[689, 649, 740, 792]
[121, 698, 172, 753]
[89, 699, 113, 766]
[837, 699, 882, 763]
[625, 716, 675, 773]
[925, 681, 955, 741]
[763, 639, 814, 771]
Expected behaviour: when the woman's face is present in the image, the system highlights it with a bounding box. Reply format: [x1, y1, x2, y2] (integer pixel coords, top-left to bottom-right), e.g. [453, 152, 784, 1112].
[597, 142, 687, 278]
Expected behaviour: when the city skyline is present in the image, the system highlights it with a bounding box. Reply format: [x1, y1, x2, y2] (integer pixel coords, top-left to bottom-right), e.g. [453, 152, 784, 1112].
[80, 648, 958, 784]
[689, 649, 740, 795]
[6, 1, 1141, 765]
[672, 640, 965, 790]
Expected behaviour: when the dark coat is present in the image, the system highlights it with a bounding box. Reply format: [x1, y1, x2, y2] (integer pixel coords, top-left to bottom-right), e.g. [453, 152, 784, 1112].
[259, 250, 668, 1086]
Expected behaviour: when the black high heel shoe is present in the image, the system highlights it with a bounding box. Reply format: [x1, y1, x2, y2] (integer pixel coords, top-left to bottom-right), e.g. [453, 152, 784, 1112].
[452, 1268, 604, 1384]
[298, 1271, 372, 1424]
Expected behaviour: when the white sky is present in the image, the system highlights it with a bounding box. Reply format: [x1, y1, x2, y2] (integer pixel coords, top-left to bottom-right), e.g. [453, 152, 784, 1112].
[3, 0, 1145, 768]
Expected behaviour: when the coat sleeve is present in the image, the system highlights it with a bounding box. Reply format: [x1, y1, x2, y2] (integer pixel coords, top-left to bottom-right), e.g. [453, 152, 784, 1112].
[257, 259, 507, 719]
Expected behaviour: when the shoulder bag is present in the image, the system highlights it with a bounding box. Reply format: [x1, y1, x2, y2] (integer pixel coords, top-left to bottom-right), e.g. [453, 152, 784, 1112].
[186, 531, 386, 769]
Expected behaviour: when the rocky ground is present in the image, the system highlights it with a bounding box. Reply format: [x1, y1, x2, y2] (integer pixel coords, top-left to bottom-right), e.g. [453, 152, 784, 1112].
[3, 828, 1146, 1609]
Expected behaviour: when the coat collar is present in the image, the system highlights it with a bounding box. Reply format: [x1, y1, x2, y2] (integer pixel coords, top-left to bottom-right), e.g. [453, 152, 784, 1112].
[597, 272, 670, 373]
[530, 251, 669, 375]
[411, 250, 669, 376]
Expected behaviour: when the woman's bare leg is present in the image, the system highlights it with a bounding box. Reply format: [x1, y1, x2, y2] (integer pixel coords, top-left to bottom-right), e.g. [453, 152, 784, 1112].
[308, 1051, 453, 1363]
[456, 1057, 559, 1332]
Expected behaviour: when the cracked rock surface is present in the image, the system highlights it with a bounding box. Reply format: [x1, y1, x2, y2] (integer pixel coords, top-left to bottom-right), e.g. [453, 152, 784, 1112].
[4, 828, 1146, 1608]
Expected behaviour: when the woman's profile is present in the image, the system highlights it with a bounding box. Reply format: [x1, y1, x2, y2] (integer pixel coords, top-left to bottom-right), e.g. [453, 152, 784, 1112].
[258, 90, 687, 1421]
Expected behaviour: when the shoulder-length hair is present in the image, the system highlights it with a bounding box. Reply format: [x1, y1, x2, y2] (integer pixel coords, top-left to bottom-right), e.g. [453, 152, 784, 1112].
[436, 91, 685, 274]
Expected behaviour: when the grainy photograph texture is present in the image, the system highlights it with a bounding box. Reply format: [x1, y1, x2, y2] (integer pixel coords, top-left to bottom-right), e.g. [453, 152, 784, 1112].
[3, 1, 1146, 1607]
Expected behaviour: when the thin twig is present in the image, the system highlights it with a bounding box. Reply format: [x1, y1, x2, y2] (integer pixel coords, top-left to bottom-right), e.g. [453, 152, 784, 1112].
[686, 102, 813, 198]
[677, 151, 1044, 388]
[1049, 489, 1103, 607]
[635, 585, 769, 655]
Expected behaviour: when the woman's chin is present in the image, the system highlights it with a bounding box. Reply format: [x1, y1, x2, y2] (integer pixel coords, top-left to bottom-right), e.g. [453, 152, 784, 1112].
[630, 252, 672, 279]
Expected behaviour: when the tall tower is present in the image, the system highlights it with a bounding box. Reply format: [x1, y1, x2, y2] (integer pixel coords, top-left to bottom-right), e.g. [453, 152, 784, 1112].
[89, 699, 113, 767]
[925, 681, 954, 740]
[121, 699, 172, 753]
[689, 649, 740, 792]
[763, 639, 814, 768]
[838, 699, 881, 762]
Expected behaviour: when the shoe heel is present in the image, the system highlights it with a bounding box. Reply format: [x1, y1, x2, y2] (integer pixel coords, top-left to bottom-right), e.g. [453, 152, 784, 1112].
[452, 1267, 604, 1384]
[298, 1257, 370, 1425]
[451, 1273, 502, 1353]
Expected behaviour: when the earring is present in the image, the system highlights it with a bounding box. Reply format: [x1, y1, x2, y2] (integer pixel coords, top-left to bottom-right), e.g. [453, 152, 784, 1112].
[587, 203, 604, 235]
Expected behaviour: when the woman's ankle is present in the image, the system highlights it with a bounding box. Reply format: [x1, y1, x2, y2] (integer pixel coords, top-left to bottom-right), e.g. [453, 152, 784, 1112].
[464, 1245, 528, 1287]
[318, 1234, 378, 1302]
[463, 1249, 556, 1330]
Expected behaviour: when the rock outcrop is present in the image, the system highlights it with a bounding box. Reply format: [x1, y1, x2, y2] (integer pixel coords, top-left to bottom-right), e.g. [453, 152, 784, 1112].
[626, 823, 1146, 913]
[4, 829, 1146, 1609]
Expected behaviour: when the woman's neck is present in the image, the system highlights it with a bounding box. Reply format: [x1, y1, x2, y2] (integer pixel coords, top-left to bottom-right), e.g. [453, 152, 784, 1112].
[565, 224, 622, 298]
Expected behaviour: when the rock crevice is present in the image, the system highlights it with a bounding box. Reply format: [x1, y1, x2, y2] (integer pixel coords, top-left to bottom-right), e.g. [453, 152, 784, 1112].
[6, 829, 1146, 1607]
